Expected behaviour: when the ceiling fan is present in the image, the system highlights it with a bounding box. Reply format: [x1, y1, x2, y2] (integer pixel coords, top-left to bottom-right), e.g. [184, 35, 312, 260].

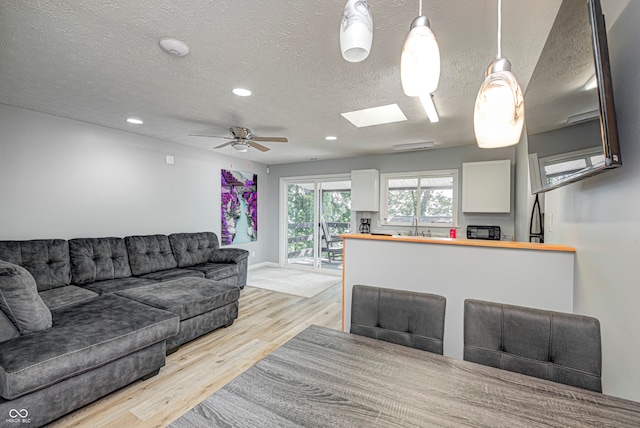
[189, 126, 288, 152]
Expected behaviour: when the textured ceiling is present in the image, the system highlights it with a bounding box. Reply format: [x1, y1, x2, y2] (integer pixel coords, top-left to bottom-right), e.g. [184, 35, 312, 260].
[0, 0, 565, 164]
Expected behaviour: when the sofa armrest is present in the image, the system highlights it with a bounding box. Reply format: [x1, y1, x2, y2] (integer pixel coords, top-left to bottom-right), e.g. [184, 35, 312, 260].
[209, 249, 249, 288]
[210, 248, 249, 264]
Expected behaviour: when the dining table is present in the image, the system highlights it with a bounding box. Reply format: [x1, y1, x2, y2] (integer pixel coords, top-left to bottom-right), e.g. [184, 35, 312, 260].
[171, 324, 640, 427]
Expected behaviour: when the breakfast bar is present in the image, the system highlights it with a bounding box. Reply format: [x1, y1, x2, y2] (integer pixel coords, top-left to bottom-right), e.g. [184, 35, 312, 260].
[341, 233, 576, 359]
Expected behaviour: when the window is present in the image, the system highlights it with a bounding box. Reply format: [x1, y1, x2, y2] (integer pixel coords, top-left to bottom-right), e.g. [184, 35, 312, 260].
[381, 170, 458, 227]
[539, 147, 604, 187]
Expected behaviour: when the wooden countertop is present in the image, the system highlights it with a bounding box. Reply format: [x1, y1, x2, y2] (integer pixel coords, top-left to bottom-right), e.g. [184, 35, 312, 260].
[340, 233, 576, 252]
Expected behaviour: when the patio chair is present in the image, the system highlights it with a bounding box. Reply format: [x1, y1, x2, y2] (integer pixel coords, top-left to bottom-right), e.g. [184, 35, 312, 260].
[320, 219, 343, 263]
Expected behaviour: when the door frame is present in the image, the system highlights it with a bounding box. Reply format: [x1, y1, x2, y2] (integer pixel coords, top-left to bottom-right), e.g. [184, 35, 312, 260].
[279, 173, 353, 270]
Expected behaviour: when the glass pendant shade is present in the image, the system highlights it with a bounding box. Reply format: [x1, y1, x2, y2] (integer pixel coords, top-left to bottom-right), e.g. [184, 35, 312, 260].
[474, 59, 524, 148]
[401, 16, 440, 96]
[340, 0, 373, 63]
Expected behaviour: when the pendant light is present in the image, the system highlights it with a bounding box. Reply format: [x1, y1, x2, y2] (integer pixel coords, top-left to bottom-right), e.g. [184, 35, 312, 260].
[340, 0, 373, 63]
[474, 0, 524, 148]
[401, 0, 440, 96]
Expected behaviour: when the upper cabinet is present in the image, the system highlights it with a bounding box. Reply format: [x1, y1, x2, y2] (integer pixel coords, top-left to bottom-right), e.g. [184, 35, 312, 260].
[351, 169, 379, 212]
[462, 160, 511, 213]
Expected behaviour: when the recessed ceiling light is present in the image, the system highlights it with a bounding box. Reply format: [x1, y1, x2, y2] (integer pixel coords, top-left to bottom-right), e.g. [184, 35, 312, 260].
[325, 136, 337, 141]
[341, 104, 407, 128]
[126, 117, 143, 125]
[232, 88, 252, 97]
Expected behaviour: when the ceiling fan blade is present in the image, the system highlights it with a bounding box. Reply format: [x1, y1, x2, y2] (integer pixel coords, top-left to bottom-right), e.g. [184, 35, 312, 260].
[248, 141, 270, 152]
[230, 126, 249, 139]
[252, 136, 288, 143]
[189, 134, 233, 140]
[213, 141, 234, 149]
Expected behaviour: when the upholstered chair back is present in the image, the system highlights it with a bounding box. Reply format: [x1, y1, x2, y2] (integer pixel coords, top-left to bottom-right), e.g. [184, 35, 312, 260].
[351, 284, 446, 354]
[463, 299, 602, 392]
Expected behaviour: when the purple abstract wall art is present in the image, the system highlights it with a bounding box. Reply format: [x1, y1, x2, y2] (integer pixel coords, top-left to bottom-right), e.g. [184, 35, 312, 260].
[221, 169, 257, 246]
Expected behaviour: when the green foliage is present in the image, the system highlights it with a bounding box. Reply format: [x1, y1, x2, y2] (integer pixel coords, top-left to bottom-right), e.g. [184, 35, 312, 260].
[421, 190, 453, 217]
[322, 191, 351, 223]
[286, 184, 352, 259]
[387, 189, 417, 218]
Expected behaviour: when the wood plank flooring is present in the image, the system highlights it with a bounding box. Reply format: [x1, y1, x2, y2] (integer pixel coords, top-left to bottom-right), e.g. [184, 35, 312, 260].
[48, 283, 342, 428]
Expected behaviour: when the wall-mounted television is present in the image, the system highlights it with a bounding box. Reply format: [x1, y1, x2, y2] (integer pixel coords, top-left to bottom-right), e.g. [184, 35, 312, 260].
[525, 0, 621, 194]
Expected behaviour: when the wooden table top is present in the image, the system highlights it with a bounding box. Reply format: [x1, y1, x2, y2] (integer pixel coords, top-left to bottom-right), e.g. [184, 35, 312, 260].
[173, 325, 640, 427]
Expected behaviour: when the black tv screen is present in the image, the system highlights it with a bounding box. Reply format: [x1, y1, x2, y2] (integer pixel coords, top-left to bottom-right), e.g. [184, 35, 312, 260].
[525, 0, 621, 194]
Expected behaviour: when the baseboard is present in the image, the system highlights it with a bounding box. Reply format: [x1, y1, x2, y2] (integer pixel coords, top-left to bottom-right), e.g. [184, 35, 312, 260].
[248, 262, 341, 277]
[248, 261, 278, 270]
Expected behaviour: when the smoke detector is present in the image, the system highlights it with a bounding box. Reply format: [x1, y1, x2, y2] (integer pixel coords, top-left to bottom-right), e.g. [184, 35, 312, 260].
[159, 38, 189, 57]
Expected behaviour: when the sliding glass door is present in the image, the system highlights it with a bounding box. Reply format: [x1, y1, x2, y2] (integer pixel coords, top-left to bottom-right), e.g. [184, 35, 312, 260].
[282, 175, 352, 271]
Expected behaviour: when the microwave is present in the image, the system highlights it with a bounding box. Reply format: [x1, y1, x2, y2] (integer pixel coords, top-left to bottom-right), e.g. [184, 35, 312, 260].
[467, 225, 501, 240]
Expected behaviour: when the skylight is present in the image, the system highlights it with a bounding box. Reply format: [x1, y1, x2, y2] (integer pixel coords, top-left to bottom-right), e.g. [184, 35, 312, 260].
[341, 104, 408, 128]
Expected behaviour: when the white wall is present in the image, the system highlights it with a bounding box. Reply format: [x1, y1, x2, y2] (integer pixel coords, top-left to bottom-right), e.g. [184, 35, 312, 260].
[266, 144, 517, 263]
[544, 1, 640, 401]
[0, 104, 268, 263]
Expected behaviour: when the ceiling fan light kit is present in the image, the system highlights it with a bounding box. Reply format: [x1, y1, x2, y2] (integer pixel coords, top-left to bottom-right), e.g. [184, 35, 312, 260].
[189, 126, 288, 153]
[401, 0, 441, 97]
[339, 0, 373, 62]
[474, 0, 524, 149]
[232, 142, 249, 152]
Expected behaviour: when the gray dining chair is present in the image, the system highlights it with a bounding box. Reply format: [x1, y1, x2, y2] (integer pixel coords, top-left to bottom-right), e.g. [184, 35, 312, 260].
[463, 299, 602, 392]
[351, 284, 446, 354]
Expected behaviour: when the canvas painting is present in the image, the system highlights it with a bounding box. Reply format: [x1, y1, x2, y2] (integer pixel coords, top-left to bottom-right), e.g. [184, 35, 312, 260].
[221, 169, 257, 245]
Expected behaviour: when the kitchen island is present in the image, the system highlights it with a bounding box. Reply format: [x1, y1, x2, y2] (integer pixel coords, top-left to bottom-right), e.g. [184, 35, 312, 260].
[341, 233, 576, 359]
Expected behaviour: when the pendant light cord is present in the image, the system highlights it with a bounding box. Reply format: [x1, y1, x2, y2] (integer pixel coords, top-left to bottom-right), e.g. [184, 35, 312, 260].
[419, 0, 423, 16]
[497, 0, 502, 59]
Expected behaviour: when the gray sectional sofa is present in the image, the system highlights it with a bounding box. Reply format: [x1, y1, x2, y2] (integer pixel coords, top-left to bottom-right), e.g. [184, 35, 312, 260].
[0, 231, 248, 427]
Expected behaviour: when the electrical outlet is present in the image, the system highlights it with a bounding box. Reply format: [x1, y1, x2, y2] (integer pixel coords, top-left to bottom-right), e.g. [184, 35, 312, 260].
[165, 155, 174, 164]
[251, 251, 256, 258]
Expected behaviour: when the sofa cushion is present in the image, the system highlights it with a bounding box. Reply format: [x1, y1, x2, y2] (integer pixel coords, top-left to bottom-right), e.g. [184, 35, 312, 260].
[0, 310, 19, 343]
[80, 277, 158, 295]
[0, 260, 52, 334]
[0, 240, 71, 291]
[125, 235, 178, 276]
[169, 232, 219, 267]
[116, 277, 240, 321]
[69, 237, 132, 285]
[189, 263, 238, 282]
[138, 268, 204, 282]
[39, 286, 98, 310]
[0, 294, 179, 400]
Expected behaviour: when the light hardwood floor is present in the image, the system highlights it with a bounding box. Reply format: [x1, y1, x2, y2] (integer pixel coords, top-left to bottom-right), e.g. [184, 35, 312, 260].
[49, 283, 342, 427]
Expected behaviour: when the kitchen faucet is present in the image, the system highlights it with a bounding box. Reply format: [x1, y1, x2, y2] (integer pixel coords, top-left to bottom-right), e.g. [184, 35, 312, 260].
[411, 217, 419, 236]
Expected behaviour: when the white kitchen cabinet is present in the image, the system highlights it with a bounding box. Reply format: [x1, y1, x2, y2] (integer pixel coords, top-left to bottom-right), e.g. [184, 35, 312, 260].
[462, 160, 511, 213]
[351, 169, 379, 212]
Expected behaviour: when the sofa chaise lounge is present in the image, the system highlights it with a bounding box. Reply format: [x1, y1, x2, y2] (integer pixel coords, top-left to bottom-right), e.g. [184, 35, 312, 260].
[0, 231, 248, 426]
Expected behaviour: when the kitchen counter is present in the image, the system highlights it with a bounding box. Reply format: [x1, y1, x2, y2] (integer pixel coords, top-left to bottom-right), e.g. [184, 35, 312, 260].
[341, 233, 575, 359]
[340, 233, 576, 252]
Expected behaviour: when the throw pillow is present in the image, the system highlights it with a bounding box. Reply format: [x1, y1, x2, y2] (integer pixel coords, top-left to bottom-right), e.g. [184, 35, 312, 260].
[0, 259, 53, 334]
